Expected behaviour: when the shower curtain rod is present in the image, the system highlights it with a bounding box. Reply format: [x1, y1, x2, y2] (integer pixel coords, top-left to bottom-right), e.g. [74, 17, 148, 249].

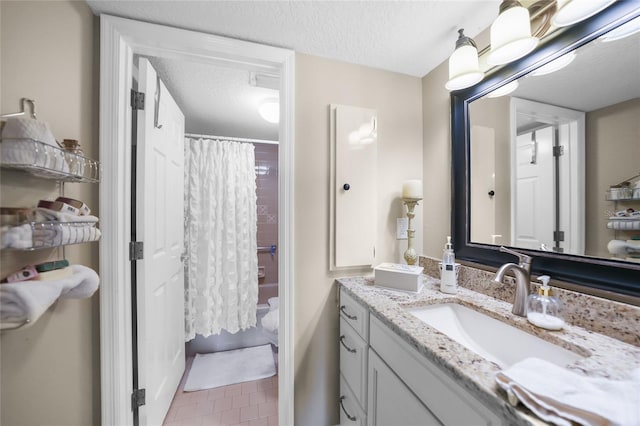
[185, 132, 278, 145]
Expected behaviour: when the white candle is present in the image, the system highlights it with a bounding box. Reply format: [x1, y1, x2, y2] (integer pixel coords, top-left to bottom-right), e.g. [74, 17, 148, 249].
[402, 180, 423, 199]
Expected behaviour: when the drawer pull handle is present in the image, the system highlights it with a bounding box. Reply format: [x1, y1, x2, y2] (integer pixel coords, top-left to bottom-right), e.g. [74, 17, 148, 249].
[340, 396, 357, 421]
[340, 305, 357, 320]
[339, 335, 357, 353]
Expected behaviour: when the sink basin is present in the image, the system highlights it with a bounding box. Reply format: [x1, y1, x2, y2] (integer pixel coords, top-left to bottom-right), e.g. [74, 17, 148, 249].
[408, 303, 585, 369]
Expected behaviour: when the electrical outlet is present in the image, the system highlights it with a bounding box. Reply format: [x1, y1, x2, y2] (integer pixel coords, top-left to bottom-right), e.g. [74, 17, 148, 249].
[396, 218, 408, 240]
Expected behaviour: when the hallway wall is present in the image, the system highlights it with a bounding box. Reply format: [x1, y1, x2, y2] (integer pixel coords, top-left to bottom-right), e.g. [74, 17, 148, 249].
[0, 1, 100, 425]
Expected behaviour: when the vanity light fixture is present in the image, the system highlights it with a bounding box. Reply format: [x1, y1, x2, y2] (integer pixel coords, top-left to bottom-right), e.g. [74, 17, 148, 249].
[529, 51, 576, 76]
[486, 80, 519, 98]
[487, 0, 539, 66]
[445, 29, 484, 91]
[552, 0, 616, 27]
[600, 15, 640, 42]
[258, 98, 279, 124]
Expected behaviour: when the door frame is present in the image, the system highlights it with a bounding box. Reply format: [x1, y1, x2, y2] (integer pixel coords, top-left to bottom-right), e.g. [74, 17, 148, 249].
[99, 15, 295, 426]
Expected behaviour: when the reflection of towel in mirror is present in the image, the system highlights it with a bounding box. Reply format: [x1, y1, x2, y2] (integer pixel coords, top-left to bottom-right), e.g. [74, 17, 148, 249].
[495, 357, 640, 426]
[0, 265, 99, 328]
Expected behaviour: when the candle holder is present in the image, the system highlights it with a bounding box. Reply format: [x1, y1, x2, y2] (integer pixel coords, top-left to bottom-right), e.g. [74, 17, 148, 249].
[403, 197, 422, 265]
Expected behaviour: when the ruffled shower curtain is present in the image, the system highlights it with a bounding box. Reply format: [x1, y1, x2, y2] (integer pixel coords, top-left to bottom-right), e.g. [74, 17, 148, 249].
[184, 137, 258, 340]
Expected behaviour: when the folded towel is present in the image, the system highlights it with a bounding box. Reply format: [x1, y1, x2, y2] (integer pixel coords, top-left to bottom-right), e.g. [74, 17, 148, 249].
[495, 358, 640, 426]
[1, 117, 57, 147]
[34, 208, 99, 223]
[1, 223, 101, 249]
[0, 265, 99, 328]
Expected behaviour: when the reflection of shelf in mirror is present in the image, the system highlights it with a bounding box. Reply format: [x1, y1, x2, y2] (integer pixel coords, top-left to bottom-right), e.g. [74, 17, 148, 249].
[607, 218, 640, 231]
[1, 221, 101, 250]
[0, 138, 100, 183]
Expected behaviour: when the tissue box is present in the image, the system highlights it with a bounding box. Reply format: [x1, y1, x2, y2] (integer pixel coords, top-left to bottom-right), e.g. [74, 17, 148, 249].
[374, 263, 424, 292]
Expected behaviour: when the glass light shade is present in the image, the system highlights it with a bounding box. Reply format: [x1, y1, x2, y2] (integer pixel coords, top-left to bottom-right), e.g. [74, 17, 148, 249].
[488, 6, 539, 65]
[487, 80, 519, 98]
[600, 16, 640, 42]
[258, 99, 279, 124]
[445, 44, 484, 91]
[552, 0, 616, 27]
[530, 51, 576, 76]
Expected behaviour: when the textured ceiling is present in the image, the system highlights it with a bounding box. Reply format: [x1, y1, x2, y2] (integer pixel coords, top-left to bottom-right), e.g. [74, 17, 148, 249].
[88, 0, 501, 139]
[148, 57, 280, 140]
[88, 0, 500, 77]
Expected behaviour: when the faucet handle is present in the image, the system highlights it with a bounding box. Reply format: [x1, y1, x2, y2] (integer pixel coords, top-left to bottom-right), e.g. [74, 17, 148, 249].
[499, 246, 532, 267]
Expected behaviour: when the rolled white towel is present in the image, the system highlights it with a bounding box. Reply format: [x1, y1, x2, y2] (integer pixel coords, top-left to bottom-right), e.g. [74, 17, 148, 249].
[261, 308, 279, 334]
[495, 357, 640, 426]
[0, 265, 99, 328]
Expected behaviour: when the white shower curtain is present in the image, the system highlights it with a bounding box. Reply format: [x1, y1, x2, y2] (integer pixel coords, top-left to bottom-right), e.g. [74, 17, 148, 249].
[184, 137, 258, 340]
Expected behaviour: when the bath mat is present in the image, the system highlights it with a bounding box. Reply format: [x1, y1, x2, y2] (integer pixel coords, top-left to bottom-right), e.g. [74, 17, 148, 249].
[183, 344, 276, 392]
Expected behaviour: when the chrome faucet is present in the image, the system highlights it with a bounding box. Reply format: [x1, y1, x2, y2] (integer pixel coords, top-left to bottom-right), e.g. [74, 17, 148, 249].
[493, 247, 532, 317]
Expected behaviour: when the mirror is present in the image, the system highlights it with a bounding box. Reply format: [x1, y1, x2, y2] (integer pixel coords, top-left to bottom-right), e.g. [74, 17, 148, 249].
[452, 2, 640, 297]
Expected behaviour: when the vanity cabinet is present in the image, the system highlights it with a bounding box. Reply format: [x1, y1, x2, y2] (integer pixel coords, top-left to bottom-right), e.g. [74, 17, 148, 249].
[339, 288, 369, 424]
[339, 286, 503, 426]
[369, 316, 502, 426]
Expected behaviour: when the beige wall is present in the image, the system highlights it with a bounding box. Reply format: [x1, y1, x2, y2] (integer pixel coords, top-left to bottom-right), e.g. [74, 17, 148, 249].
[294, 53, 423, 424]
[585, 98, 640, 257]
[0, 2, 100, 425]
[421, 59, 452, 257]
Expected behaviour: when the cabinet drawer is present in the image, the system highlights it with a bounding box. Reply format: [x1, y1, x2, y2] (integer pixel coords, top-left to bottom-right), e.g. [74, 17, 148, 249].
[340, 374, 367, 426]
[340, 316, 368, 409]
[370, 316, 502, 426]
[339, 288, 369, 340]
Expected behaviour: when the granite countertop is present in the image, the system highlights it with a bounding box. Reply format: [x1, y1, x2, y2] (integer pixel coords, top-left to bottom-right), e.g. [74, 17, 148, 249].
[338, 275, 640, 425]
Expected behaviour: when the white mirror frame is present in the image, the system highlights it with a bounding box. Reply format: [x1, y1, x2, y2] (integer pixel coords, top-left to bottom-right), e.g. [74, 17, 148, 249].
[99, 15, 295, 426]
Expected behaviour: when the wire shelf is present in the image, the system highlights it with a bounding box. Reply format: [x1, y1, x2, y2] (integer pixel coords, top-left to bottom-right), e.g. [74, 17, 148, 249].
[1, 221, 101, 250]
[0, 138, 100, 183]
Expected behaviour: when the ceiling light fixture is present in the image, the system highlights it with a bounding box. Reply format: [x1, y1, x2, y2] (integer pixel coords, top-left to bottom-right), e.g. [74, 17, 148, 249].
[445, 29, 484, 91]
[486, 80, 519, 98]
[529, 51, 576, 76]
[487, 0, 539, 66]
[258, 98, 279, 124]
[599, 15, 640, 42]
[552, 0, 616, 27]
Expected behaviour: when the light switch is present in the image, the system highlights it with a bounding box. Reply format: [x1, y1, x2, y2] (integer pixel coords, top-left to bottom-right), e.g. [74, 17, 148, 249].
[397, 218, 408, 240]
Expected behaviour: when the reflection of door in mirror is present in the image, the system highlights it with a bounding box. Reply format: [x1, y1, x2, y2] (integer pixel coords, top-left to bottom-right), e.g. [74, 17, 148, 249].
[513, 126, 554, 250]
[470, 126, 498, 245]
[510, 98, 585, 255]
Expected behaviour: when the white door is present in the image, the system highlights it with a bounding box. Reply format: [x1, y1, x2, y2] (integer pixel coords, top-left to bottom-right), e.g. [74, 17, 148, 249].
[136, 58, 186, 426]
[513, 127, 555, 250]
[470, 125, 497, 245]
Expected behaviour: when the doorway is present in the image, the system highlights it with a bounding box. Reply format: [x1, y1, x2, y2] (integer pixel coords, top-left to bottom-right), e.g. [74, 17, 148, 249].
[99, 15, 295, 426]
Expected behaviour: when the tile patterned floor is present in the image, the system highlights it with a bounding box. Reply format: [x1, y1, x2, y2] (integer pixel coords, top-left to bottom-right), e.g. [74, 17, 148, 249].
[163, 356, 278, 426]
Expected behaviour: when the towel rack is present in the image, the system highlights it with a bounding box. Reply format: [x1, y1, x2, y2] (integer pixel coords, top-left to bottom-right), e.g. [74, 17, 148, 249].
[0, 319, 30, 331]
[257, 244, 277, 257]
[0, 98, 37, 119]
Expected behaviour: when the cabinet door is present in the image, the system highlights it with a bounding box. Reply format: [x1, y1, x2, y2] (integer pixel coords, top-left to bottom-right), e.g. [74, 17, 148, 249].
[368, 350, 441, 426]
[330, 104, 377, 269]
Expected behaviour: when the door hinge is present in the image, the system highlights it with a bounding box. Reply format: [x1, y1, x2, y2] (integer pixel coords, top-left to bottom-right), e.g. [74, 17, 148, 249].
[131, 90, 145, 110]
[553, 145, 564, 157]
[132, 388, 146, 409]
[554, 231, 565, 242]
[129, 241, 144, 261]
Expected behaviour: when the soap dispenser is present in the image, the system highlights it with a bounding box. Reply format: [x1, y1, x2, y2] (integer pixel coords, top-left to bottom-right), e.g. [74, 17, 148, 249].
[440, 236, 457, 294]
[526, 275, 565, 330]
